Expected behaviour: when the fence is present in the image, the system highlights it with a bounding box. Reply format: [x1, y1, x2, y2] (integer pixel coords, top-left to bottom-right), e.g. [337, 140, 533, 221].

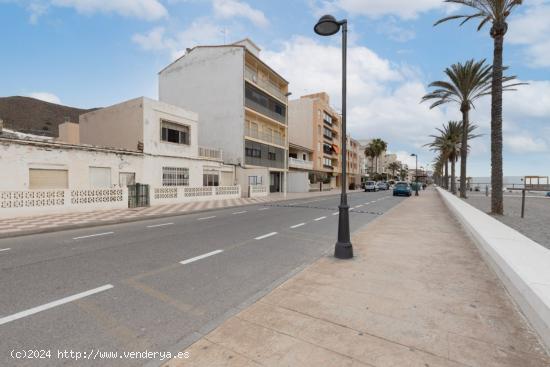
[151, 185, 241, 205]
[249, 185, 268, 198]
[0, 189, 127, 218]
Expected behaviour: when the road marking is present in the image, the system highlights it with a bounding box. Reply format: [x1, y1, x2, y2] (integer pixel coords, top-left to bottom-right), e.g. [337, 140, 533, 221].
[147, 223, 174, 228]
[255, 232, 278, 240]
[73, 232, 114, 240]
[314, 216, 327, 221]
[332, 212, 339, 216]
[0, 248, 11, 252]
[198, 216, 216, 221]
[180, 250, 223, 265]
[0, 284, 114, 326]
[258, 208, 269, 211]
[290, 223, 306, 229]
[232, 211, 247, 215]
[355, 205, 363, 208]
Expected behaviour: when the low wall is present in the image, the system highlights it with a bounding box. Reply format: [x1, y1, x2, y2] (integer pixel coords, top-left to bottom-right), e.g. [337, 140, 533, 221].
[249, 185, 268, 198]
[437, 188, 550, 351]
[151, 185, 241, 205]
[0, 189, 128, 218]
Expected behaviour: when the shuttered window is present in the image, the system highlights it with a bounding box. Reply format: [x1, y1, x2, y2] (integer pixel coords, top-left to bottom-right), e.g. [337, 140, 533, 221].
[89, 167, 112, 188]
[29, 169, 68, 189]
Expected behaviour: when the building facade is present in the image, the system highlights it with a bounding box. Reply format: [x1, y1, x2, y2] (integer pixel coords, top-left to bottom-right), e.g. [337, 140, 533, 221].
[288, 92, 341, 191]
[346, 136, 361, 188]
[159, 39, 289, 194]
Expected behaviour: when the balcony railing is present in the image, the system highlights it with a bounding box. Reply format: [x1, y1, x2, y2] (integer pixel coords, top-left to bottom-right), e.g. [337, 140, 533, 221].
[199, 147, 223, 160]
[245, 96, 286, 125]
[245, 66, 287, 102]
[289, 157, 313, 170]
[245, 127, 285, 147]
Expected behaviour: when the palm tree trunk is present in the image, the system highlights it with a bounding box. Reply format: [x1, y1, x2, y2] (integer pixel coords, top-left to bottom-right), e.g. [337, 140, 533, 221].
[444, 161, 449, 190]
[450, 159, 456, 195]
[460, 106, 470, 199]
[491, 27, 505, 214]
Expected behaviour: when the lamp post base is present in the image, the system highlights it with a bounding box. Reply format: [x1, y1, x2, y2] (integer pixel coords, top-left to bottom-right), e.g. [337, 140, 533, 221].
[334, 203, 353, 259]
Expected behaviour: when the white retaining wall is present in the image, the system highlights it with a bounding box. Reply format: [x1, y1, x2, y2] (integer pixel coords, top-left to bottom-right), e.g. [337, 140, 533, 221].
[0, 189, 128, 218]
[249, 185, 268, 198]
[151, 185, 241, 205]
[437, 188, 550, 351]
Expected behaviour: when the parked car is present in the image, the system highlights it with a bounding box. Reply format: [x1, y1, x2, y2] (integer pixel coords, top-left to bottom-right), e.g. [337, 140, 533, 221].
[364, 181, 378, 192]
[376, 181, 389, 191]
[393, 181, 412, 197]
[546, 192, 550, 197]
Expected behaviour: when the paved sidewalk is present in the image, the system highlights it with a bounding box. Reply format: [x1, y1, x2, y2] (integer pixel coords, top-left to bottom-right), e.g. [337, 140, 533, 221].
[163, 189, 550, 367]
[0, 189, 351, 238]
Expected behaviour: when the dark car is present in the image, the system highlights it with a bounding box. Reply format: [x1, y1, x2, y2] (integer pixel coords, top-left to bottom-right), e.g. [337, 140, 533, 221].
[393, 182, 412, 197]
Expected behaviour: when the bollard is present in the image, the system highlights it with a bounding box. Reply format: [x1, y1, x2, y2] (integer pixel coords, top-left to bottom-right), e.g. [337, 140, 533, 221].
[521, 189, 526, 219]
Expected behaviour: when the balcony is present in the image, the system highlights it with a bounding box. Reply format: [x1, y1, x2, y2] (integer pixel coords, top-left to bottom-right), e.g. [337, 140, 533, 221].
[199, 147, 223, 161]
[245, 126, 285, 147]
[289, 157, 313, 170]
[245, 66, 287, 102]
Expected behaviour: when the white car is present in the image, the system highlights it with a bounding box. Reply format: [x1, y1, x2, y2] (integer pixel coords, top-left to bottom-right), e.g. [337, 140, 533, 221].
[364, 181, 378, 192]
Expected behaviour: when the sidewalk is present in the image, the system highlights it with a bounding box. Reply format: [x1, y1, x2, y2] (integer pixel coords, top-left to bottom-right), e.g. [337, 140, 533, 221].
[164, 189, 550, 367]
[0, 189, 352, 238]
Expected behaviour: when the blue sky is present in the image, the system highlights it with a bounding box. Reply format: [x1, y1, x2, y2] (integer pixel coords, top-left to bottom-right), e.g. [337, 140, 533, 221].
[1, 0, 549, 176]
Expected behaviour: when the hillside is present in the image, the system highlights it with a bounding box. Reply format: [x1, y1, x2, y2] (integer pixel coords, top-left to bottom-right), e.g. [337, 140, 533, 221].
[0, 96, 97, 137]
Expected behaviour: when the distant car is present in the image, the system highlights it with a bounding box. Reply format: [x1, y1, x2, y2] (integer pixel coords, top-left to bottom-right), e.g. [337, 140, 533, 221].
[376, 181, 389, 191]
[393, 181, 412, 197]
[546, 192, 550, 197]
[364, 181, 378, 192]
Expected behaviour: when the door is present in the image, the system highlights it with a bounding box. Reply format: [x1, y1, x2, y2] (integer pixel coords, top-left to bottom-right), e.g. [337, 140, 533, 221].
[119, 172, 136, 187]
[270, 172, 280, 193]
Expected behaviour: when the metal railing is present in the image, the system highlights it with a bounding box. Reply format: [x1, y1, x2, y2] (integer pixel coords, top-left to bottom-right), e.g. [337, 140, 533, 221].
[245, 97, 286, 125]
[244, 127, 285, 147]
[245, 66, 287, 102]
[199, 147, 223, 160]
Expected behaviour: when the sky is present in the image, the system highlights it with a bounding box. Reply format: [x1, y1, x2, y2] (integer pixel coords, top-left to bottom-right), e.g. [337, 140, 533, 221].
[1, 0, 549, 176]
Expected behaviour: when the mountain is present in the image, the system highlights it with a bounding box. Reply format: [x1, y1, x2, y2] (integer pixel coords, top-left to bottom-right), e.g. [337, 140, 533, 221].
[0, 96, 97, 137]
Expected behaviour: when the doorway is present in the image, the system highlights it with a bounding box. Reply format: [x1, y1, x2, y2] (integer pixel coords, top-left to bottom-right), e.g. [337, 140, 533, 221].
[270, 172, 281, 193]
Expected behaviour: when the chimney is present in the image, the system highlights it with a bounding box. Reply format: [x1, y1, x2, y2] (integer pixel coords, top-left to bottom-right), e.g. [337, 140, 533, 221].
[57, 120, 80, 144]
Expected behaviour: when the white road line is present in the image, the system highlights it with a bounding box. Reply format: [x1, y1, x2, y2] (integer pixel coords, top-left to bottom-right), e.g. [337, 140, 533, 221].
[332, 212, 339, 216]
[197, 216, 216, 221]
[258, 208, 269, 211]
[73, 232, 114, 240]
[180, 250, 223, 265]
[255, 232, 278, 240]
[147, 223, 174, 228]
[314, 216, 327, 221]
[355, 205, 363, 208]
[232, 211, 247, 215]
[0, 248, 11, 252]
[0, 284, 114, 326]
[290, 223, 306, 229]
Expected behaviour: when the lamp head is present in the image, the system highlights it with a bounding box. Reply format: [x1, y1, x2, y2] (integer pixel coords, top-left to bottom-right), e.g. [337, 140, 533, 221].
[314, 15, 341, 36]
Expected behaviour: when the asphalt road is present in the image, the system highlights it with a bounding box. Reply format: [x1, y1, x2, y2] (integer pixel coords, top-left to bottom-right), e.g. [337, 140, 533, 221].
[0, 190, 405, 366]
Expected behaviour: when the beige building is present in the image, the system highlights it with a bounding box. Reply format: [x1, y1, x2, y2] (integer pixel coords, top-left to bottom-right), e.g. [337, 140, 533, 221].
[159, 38, 289, 194]
[346, 136, 362, 188]
[288, 92, 341, 191]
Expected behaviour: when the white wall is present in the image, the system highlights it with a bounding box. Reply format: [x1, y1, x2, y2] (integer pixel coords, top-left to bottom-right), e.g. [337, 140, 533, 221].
[288, 171, 309, 193]
[159, 46, 245, 166]
[288, 98, 314, 151]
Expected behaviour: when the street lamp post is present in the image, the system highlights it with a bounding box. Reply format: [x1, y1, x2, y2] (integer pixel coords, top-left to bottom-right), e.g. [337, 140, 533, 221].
[411, 153, 419, 196]
[314, 15, 353, 259]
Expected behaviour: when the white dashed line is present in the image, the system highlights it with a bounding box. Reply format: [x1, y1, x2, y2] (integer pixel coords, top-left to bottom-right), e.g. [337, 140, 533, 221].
[290, 223, 306, 229]
[73, 232, 114, 240]
[314, 216, 327, 221]
[255, 232, 278, 240]
[147, 223, 174, 228]
[180, 250, 223, 265]
[355, 205, 363, 208]
[232, 211, 247, 215]
[197, 216, 216, 221]
[0, 248, 11, 252]
[0, 284, 114, 326]
[332, 212, 339, 216]
[258, 208, 269, 211]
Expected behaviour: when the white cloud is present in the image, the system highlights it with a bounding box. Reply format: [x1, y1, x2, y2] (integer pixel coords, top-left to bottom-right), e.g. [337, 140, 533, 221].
[505, 134, 548, 153]
[212, 0, 269, 28]
[376, 18, 416, 42]
[310, 0, 444, 20]
[29, 92, 61, 104]
[508, 1, 550, 68]
[14, 0, 167, 22]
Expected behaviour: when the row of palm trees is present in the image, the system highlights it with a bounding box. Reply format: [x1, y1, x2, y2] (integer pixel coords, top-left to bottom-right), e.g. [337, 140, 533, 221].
[364, 138, 388, 176]
[423, 0, 524, 214]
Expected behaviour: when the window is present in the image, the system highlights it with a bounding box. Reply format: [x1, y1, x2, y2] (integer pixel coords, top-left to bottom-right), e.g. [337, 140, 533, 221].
[119, 172, 135, 187]
[268, 152, 277, 160]
[323, 158, 333, 167]
[29, 169, 68, 189]
[245, 147, 261, 158]
[89, 167, 112, 188]
[323, 127, 332, 139]
[323, 143, 333, 154]
[248, 176, 263, 185]
[203, 174, 219, 186]
[162, 167, 189, 186]
[161, 120, 190, 145]
[302, 153, 307, 160]
[323, 112, 333, 125]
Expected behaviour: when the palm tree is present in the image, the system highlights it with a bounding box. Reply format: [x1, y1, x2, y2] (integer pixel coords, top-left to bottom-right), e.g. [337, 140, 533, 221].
[422, 59, 492, 199]
[387, 161, 401, 180]
[434, 0, 524, 212]
[364, 145, 377, 178]
[367, 138, 388, 173]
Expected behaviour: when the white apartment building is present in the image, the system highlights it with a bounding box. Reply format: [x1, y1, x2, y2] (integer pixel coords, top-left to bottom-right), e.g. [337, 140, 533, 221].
[158, 38, 289, 195]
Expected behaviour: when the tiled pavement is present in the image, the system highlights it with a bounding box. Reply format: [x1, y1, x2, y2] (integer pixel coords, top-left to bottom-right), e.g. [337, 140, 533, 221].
[0, 190, 350, 238]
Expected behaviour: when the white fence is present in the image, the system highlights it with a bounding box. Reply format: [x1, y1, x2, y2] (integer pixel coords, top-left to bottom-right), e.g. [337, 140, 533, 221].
[0, 189, 127, 218]
[249, 185, 268, 198]
[151, 185, 241, 205]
